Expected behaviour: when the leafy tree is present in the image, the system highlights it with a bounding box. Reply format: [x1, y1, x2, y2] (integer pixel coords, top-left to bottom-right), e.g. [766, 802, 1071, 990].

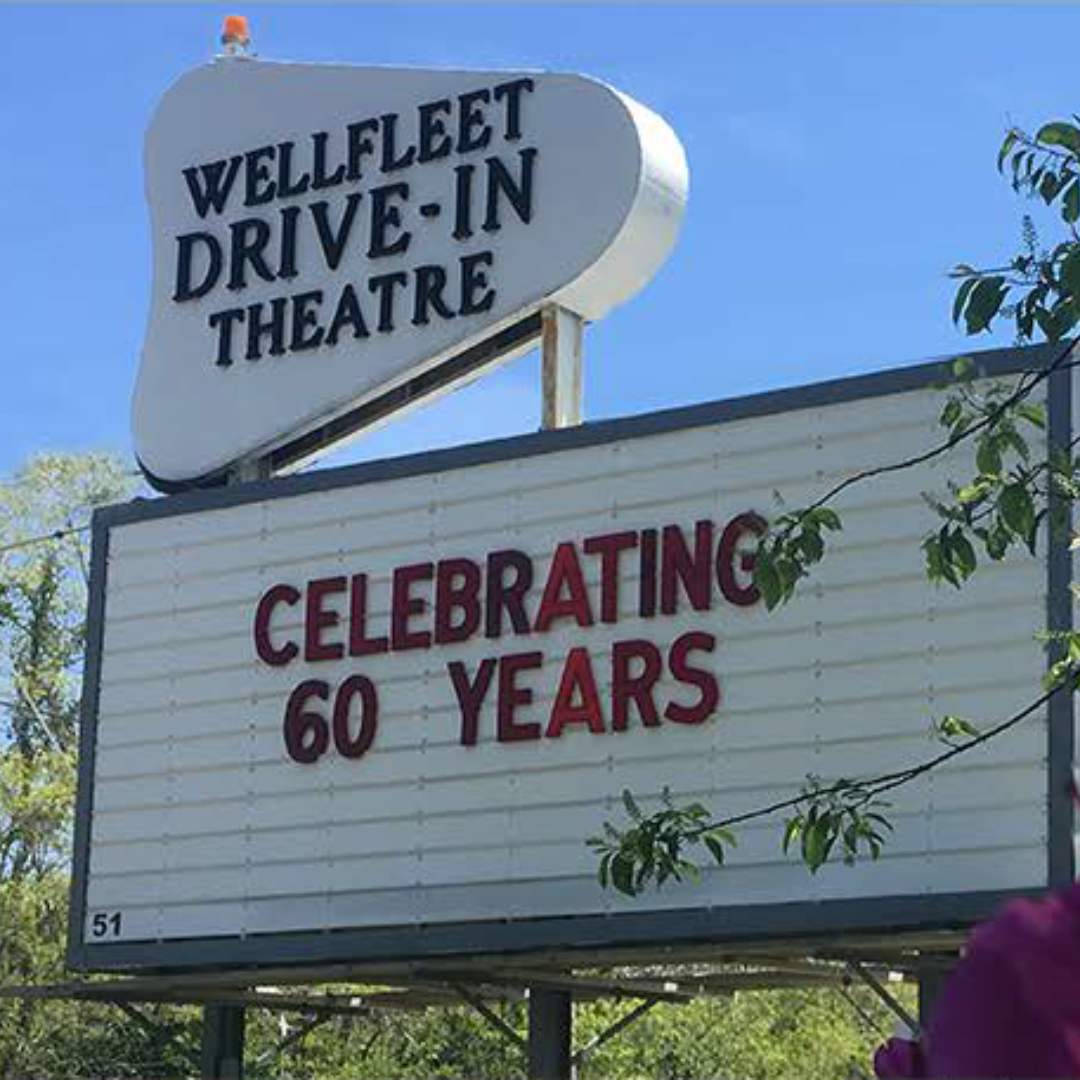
[0, 453, 144, 1079]
[592, 115, 1080, 895]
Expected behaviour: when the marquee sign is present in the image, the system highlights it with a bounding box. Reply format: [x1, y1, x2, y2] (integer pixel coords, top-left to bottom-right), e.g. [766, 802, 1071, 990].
[69, 345, 1070, 973]
[133, 59, 688, 490]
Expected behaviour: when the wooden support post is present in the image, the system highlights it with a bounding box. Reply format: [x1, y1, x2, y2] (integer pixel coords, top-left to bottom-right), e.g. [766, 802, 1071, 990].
[201, 1002, 245, 1080]
[527, 987, 572, 1080]
[541, 306, 583, 431]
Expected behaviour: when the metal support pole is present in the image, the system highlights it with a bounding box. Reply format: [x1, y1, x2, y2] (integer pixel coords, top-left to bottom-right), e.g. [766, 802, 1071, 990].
[201, 1002, 245, 1079]
[527, 988, 572, 1080]
[917, 959, 955, 1030]
[533, 307, 580, 1080]
[541, 306, 583, 431]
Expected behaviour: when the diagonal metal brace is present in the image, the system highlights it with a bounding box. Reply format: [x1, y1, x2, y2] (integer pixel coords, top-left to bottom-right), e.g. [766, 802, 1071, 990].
[845, 961, 919, 1035]
[254, 1012, 332, 1067]
[452, 983, 527, 1050]
[114, 1000, 202, 1073]
[571, 998, 660, 1067]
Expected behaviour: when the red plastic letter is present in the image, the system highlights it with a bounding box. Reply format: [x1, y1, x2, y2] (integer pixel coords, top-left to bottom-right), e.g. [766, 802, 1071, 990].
[305, 576, 347, 662]
[547, 646, 605, 737]
[611, 639, 662, 731]
[717, 512, 767, 607]
[391, 562, 433, 651]
[435, 558, 482, 644]
[254, 583, 300, 666]
[449, 657, 497, 746]
[497, 651, 543, 742]
[666, 631, 719, 724]
[534, 542, 593, 632]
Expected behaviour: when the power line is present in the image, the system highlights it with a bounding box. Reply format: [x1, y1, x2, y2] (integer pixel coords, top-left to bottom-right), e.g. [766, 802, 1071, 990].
[0, 524, 90, 557]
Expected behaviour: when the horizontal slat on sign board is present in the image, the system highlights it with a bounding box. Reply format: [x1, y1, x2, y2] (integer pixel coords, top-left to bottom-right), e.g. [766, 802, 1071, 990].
[89, 675, 1043, 772]
[103, 408, 1035, 590]
[93, 583, 1042, 708]
[88, 744, 1046, 874]
[95, 551, 1041, 667]
[89, 786, 1043, 880]
[98, 501, 1040, 628]
[89, 708, 1045, 808]
[90, 836, 1049, 944]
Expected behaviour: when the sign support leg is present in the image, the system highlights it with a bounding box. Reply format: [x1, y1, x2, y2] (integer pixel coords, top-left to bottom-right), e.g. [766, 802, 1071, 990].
[917, 958, 954, 1031]
[533, 305, 581, 1079]
[527, 987, 573, 1080]
[201, 1002, 245, 1079]
[541, 306, 583, 431]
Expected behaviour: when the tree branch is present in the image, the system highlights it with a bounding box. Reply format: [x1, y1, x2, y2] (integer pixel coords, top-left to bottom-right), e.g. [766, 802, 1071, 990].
[782, 339, 1077, 537]
[694, 678, 1067, 837]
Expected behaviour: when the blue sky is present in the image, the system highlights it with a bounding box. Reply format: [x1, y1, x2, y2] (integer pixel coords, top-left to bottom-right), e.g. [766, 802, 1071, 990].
[1, 3, 1077, 481]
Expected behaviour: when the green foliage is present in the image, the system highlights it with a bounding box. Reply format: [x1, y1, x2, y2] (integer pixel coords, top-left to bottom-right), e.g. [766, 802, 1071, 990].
[240, 983, 905, 1080]
[587, 788, 735, 896]
[573, 987, 905, 1080]
[781, 777, 893, 874]
[952, 120, 1080, 342]
[0, 453, 141, 1078]
[921, 369, 1049, 587]
[0, 453, 133, 758]
[934, 714, 981, 746]
[752, 507, 842, 611]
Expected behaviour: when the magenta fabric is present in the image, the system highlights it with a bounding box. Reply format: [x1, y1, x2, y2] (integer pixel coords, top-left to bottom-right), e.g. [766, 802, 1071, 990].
[873, 883, 1080, 1078]
[873, 1036, 926, 1078]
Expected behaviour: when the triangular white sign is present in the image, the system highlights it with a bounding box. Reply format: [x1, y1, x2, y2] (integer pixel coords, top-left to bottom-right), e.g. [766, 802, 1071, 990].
[133, 60, 688, 488]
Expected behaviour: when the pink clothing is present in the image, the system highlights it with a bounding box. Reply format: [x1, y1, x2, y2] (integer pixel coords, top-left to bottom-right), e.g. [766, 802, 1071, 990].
[874, 883, 1080, 1078]
[874, 1037, 925, 1078]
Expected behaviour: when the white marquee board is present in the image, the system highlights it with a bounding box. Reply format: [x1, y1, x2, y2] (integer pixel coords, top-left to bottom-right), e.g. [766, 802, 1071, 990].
[71, 346, 1069, 972]
[133, 59, 687, 490]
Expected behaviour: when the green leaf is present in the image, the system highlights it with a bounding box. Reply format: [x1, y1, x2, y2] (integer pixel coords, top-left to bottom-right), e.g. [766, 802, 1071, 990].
[1034, 305, 1062, 342]
[997, 130, 1019, 172]
[1061, 248, 1080, 300]
[704, 825, 736, 846]
[1041, 172, 1061, 204]
[1000, 483, 1036, 538]
[1065, 182, 1080, 225]
[782, 817, 801, 854]
[937, 715, 981, 742]
[802, 816, 831, 873]
[986, 522, 1010, 560]
[797, 528, 824, 563]
[754, 552, 781, 611]
[1063, 633, 1080, 664]
[1038, 121, 1080, 155]
[702, 834, 726, 866]
[950, 532, 977, 578]
[622, 789, 642, 821]
[810, 507, 843, 532]
[940, 398, 963, 430]
[964, 278, 1008, 334]
[923, 534, 945, 583]
[1002, 428, 1029, 462]
[952, 278, 977, 326]
[598, 853, 611, 888]
[611, 853, 636, 896]
[1016, 401, 1046, 429]
[957, 481, 990, 505]
[976, 436, 1002, 476]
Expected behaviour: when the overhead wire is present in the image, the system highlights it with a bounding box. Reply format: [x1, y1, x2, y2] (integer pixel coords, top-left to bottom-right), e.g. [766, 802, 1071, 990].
[0, 524, 91, 557]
